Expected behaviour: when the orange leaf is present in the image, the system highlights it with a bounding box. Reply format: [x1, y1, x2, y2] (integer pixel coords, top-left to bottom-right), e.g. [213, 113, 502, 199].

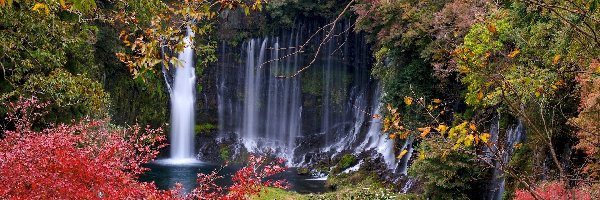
[552, 54, 561, 65]
[469, 123, 476, 131]
[418, 127, 431, 138]
[487, 24, 497, 33]
[508, 48, 520, 58]
[477, 90, 484, 101]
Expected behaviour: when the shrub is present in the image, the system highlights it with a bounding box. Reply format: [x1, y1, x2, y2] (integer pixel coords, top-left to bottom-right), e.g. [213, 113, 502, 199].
[514, 181, 596, 200]
[338, 154, 357, 170]
[0, 96, 172, 199]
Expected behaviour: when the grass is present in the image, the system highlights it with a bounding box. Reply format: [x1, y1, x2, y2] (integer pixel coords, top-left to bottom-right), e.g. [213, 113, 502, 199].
[252, 187, 301, 200]
[252, 187, 421, 200]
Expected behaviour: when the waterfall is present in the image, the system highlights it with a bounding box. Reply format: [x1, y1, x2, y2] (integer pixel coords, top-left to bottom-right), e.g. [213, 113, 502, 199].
[487, 118, 525, 200]
[165, 27, 198, 164]
[215, 22, 400, 168]
[355, 87, 397, 170]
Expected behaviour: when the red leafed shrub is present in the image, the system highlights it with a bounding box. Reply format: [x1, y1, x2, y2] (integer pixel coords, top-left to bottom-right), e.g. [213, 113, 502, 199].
[0, 96, 289, 200]
[514, 181, 596, 200]
[0, 96, 174, 199]
[188, 155, 290, 200]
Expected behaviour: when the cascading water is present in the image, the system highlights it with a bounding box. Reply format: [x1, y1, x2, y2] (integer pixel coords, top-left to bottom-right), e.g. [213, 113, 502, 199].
[165, 27, 198, 164]
[355, 88, 398, 170]
[215, 22, 400, 169]
[487, 117, 525, 200]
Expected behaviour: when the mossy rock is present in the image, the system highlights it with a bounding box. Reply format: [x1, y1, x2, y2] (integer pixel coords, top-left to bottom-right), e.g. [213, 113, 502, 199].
[331, 154, 356, 174]
[219, 145, 231, 161]
[297, 167, 310, 175]
[195, 123, 217, 135]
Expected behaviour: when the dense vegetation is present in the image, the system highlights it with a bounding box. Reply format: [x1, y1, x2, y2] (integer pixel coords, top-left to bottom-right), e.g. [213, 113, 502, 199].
[1, 0, 599, 199]
[354, 0, 600, 199]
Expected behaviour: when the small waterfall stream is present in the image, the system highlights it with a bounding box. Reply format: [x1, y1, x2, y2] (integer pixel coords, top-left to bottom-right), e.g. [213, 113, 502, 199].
[487, 117, 525, 200]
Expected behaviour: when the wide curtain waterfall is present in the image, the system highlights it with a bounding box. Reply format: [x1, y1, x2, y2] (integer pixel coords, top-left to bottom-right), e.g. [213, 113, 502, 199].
[216, 22, 400, 168]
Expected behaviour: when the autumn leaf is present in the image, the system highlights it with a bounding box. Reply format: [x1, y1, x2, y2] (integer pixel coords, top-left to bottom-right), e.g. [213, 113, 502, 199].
[372, 114, 381, 119]
[477, 90, 484, 101]
[398, 149, 408, 158]
[389, 133, 396, 139]
[552, 54, 561, 65]
[436, 124, 448, 134]
[32, 3, 50, 15]
[508, 48, 520, 58]
[419, 151, 426, 160]
[433, 99, 442, 104]
[464, 134, 475, 147]
[469, 123, 476, 131]
[404, 96, 413, 105]
[418, 127, 431, 138]
[514, 143, 523, 150]
[480, 133, 490, 143]
[487, 24, 497, 33]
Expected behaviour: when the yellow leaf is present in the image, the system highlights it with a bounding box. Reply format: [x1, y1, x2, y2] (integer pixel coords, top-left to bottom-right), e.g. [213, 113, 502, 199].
[514, 143, 522, 150]
[480, 133, 490, 143]
[433, 99, 442, 104]
[508, 48, 520, 58]
[419, 151, 425, 160]
[418, 127, 431, 138]
[398, 149, 408, 159]
[32, 3, 50, 15]
[464, 134, 475, 147]
[552, 54, 561, 65]
[436, 124, 448, 134]
[389, 133, 396, 139]
[403, 96, 413, 105]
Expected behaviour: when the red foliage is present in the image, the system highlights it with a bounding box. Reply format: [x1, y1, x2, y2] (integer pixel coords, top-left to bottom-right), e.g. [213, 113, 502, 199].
[569, 59, 600, 178]
[0, 96, 289, 199]
[188, 155, 290, 200]
[514, 181, 596, 200]
[0, 96, 174, 199]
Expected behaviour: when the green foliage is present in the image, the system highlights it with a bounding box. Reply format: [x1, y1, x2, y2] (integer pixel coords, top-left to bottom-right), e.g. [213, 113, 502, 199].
[296, 167, 309, 175]
[195, 123, 217, 135]
[20, 68, 109, 121]
[409, 136, 488, 200]
[219, 145, 231, 161]
[336, 154, 356, 171]
[0, 2, 110, 123]
[264, 0, 353, 32]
